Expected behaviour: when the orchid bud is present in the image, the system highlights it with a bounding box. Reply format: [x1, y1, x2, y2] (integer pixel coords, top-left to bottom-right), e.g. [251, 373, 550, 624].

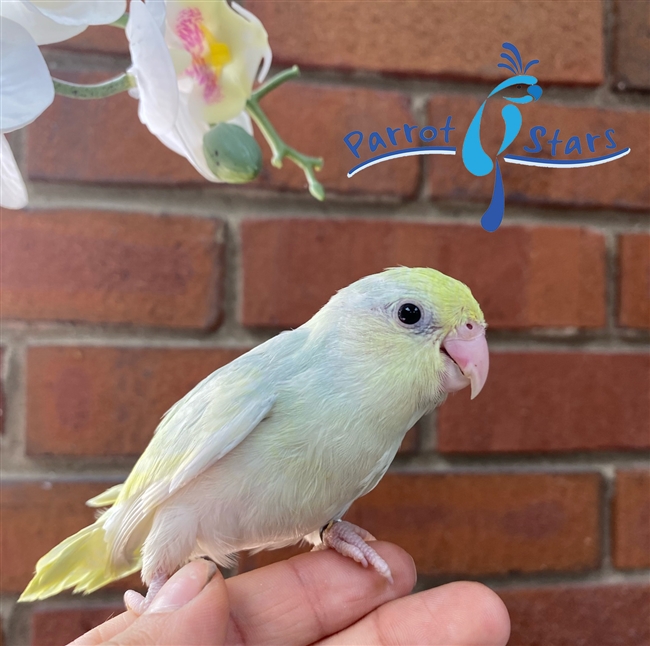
[203, 123, 263, 183]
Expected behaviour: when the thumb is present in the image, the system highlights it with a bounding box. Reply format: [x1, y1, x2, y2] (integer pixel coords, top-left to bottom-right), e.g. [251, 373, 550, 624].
[107, 560, 230, 646]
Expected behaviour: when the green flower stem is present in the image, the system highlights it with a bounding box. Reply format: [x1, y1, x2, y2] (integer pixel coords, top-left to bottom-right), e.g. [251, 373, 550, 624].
[246, 68, 324, 200]
[53, 74, 135, 100]
[251, 65, 300, 101]
[110, 12, 129, 28]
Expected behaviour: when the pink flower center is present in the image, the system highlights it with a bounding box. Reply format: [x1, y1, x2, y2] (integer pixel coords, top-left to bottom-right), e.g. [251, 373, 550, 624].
[175, 7, 231, 104]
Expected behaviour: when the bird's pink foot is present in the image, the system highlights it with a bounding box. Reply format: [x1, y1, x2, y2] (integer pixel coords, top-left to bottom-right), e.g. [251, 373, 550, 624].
[124, 571, 168, 615]
[320, 520, 393, 583]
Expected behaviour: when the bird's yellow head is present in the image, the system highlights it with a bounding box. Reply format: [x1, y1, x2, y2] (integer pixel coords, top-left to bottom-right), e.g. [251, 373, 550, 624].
[311, 267, 489, 401]
[383, 267, 485, 333]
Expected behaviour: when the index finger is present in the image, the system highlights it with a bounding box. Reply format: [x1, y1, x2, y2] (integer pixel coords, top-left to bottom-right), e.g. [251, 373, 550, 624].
[72, 542, 416, 646]
[318, 581, 511, 646]
[225, 541, 416, 645]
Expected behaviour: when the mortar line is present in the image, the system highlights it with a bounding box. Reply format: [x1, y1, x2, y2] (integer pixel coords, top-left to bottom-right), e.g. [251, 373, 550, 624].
[602, 0, 617, 90]
[17, 184, 650, 234]
[409, 91, 431, 202]
[0, 340, 28, 470]
[390, 455, 650, 471]
[4, 452, 649, 482]
[420, 410, 437, 453]
[604, 229, 619, 333]
[291, 67, 650, 110]
[3, 326, 646, 349]
[600, 466, 616, 574]
[416, 567, 650, 593]
[40, 48, 650, 110]
[213, 215, 241, 337]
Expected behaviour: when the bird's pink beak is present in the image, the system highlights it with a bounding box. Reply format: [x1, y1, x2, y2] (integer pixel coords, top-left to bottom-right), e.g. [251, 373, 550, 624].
[441, 322, 489, 399]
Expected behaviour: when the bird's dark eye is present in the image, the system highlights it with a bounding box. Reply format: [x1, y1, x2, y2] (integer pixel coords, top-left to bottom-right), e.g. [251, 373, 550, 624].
[398, 303, 421, 325]
[516, 85, 522, 89]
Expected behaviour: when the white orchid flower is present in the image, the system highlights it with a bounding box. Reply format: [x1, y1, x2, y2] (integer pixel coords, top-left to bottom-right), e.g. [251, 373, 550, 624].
[0, 0, 127, 45]
[126, 0, 271, 181]
[0, 17, 55, 208]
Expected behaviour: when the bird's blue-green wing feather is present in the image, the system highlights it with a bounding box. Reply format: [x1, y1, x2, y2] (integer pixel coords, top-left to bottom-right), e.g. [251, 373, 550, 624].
[101, 345, 286, 559]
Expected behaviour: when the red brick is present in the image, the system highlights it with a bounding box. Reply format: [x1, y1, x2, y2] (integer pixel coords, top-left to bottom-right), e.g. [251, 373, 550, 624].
[398, 425, 418, 454]
[24, 73, 201, 185]
[619, 233, 650, 329]
[252, 83, 419, 197]
[241, 472, 601, 576]
[240, 219, 606, 329]
[26, 346, 247, 457]
[614, 0, 650, 90]
[613, 470, 650, 569]
[524, 227, 606, 326]
[0, 480, 136, 593]
[45, 24, 128, 55]
[438, 353, 650, 454]
[247, 0, 603, 85]
[0, 209, 223, 329]
[428, 96, 649, 211]
[501, 584, 650, 646]
[31, 606, 124, 646]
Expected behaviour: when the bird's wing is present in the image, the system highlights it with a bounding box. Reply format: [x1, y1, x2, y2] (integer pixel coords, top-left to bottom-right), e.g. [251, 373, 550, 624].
[102, 350, 280, 561]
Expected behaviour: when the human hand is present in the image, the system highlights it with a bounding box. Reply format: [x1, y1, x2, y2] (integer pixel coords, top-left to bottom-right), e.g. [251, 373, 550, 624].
[71, 542, 510, 645]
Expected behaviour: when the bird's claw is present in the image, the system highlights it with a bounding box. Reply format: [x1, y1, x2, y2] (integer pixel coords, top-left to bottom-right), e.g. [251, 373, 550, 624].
[320, 520, 393, 583]
[124, 571, 167, 615]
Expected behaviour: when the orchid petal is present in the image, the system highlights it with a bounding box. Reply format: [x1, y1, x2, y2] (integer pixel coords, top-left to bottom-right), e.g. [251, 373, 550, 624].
[228, 110, 253, 136]
[172, 0, 268, 123]
[209, 0, 269, 88]
[25, 0, 127, 27]
[144, 0, 166, 30]
[200, 60, 250, 124]
[168, 47, 193, 77]
[127, 0, 178, 137]
[1, 134, 28, 209]
[167, 93, 218, 181]
[0, 0, 84, 44]
[231, 2, 272, 82]
[0, 17, 54, 132]
[126, 0, 272, 185]
[157, 101, 219, 182]
[257, 44, 273, 83]
[154, 127, 186, 158]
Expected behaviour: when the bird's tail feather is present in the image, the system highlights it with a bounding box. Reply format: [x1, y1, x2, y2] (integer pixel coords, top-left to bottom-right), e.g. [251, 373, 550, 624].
[86, 484, 123, 508]
[18, 519, 141, 602]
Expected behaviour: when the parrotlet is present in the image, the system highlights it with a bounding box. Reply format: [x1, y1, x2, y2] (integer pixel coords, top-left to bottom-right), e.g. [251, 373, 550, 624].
[20, 267, 489, 607]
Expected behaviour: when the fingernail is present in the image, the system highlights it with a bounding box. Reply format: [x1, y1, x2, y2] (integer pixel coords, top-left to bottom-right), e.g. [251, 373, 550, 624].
[146, 560, 218, 614]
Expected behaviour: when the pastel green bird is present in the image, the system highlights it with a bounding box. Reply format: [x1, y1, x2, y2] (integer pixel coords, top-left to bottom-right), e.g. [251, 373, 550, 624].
[19, 267, 489, 608]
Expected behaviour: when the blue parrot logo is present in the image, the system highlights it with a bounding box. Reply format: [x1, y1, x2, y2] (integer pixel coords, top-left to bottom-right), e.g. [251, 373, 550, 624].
[462, 43, 543, 232]
[344, 41, 629, 231]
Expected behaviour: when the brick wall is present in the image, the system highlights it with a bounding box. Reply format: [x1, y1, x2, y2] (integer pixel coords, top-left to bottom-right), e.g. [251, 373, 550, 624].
[1, 1, 649, 644]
